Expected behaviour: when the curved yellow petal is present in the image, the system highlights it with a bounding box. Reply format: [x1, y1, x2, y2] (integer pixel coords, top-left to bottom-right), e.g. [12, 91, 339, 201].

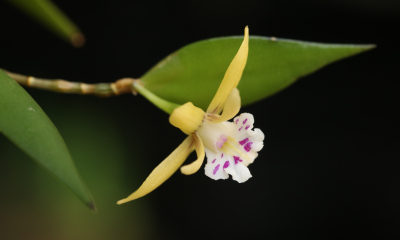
[117, 136, 195, 204]
[207, 26, 249, 115]
[208, 88, 241, 123]
[180, 133, 205, 175]
[170, 102, 205, 135]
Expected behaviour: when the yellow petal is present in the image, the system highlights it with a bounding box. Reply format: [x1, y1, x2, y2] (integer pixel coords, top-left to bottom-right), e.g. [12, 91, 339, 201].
[207, 26, 249, 115]
[169, 102, 205, 135]
[180, 133, 205, 175]
[207, 88, 241, 123]
[117, 136, 195, 204]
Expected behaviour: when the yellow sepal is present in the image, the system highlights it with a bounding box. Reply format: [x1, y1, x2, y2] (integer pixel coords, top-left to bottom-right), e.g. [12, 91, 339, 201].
[169, 102, 205, 135]
[117, 136, 195, 204]
[207, 26, 249, 115]
[207, 88, 241, 123]
[180, 133, 205, 175]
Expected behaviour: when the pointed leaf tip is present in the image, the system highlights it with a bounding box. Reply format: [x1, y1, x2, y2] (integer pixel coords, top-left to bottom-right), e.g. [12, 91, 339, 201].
[89, 201, 97, 212]
[141, 36, 375, 109]
[6, 0, 84, 46]
[0, 70, 95, 210]
[71, 32, 86, 48]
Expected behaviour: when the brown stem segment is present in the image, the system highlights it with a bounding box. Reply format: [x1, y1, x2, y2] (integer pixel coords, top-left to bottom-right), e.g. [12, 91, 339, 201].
[2, 69, 136, 97]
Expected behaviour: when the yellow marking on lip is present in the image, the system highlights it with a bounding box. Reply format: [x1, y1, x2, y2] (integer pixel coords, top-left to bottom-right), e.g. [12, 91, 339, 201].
[220, 137, 250, 161]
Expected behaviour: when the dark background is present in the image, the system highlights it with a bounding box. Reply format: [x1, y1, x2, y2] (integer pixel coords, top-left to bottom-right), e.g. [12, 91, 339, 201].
[0, 0, 399, 239]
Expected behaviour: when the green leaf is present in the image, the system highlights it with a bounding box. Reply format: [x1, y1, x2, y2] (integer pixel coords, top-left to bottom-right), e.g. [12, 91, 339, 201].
[0, 70, 95, 211]
[141, 36, 374, 110]
[5, 0, 84, 47]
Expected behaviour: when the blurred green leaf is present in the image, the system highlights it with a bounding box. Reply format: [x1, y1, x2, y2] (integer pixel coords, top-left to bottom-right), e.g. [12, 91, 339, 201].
[0, 70, 95, 210]
[141, 36, 374, 110]
[5, 0, 84, 47]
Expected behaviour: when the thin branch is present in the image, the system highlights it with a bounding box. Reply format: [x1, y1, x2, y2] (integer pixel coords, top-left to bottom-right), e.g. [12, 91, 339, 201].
[2, 69, 136, 97]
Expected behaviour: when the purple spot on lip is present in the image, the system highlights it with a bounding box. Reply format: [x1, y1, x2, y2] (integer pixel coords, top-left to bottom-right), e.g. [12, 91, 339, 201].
[234, 156, 243, 165]
[243, 118, 247, 124]
[212, 159, 216, 163]
[238, 127, 243, 131]
[221, 153, 223, 158]
[244, 142, 253, 152]
[245, 125, 250, 130]
[235, 119, 239, 124]
[216, 135, 227, 149]
[239, 138, 249, 146]
[213, 164, 220, 175]
[223, 161, 230, 169]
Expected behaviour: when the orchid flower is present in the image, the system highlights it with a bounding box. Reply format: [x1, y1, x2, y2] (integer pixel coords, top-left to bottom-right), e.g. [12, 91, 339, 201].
[118, 26, 264, 204]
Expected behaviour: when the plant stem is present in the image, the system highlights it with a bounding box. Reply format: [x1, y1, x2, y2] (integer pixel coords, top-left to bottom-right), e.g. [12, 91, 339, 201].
[2, 69, 134, 97]
[1, 69, 181, 114]
[132, 81, 180, 114]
